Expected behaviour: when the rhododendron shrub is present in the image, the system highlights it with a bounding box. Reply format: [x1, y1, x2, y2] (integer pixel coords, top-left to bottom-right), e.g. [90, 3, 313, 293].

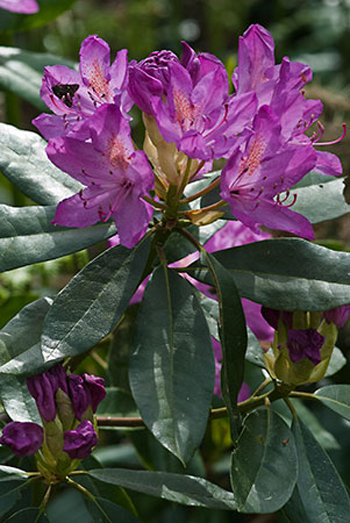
[0, 22, 350, 521]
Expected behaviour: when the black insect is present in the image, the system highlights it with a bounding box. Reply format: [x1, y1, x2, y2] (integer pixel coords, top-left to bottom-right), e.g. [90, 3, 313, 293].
[52, 84, 79, 108]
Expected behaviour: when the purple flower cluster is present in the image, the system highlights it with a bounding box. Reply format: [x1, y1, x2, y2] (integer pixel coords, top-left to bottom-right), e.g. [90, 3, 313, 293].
[0, 365, 105, 462]
[33, 25, 343, 248]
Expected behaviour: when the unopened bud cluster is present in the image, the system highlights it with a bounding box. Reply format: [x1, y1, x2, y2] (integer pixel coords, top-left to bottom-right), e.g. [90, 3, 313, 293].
[0, 364, 105, 481]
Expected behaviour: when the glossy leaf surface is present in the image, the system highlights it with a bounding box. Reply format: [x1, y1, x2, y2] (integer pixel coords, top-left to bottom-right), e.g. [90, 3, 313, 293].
[0, 124, 81, 205]
[0, 204, 116, 272]
[292, 417, 350, 522]
[88, 468, 237, 510]
[41, 239, 151, 364]
[315, 385, 350, 420]
[189, 238, 350, 310]
[231, 408, 297, 513]
[0, 297, 51, 375]
[129, 266, 215, 463]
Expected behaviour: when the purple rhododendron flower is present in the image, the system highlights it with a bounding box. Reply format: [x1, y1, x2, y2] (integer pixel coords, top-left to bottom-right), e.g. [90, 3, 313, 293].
[33, 35, 130, 140]
[285, 328, 325, 366]
[0, 422, 43, 457]
[67, 374, 91, 421]
[232, 24, 342, 178]
[82, 374, 106, 412]
[0, 0, 38, 13]
[151, 59, 257, 160]
[63, 420, 98, 459]
[47, 103, 154, 248]
[323, 305, 350, 328]
[220, 105, 317, 239]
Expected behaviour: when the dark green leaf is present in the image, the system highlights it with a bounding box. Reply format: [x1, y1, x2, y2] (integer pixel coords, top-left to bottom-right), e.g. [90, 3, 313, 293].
[0, 46, 75, 110]
[188, 238, 350, 310]
[315, 385, 350, 420]
[0, 0, 76, 33]
[278, 487, 310, 523]
[287, 178, 350, 223]
[204, 252, 247, 441]
[325, 347, 347, 377]
[85, 497, 141, 522]
[129, 267, 215, 464]
[0, 375, 41, 424]
[231, 408, 297, 513]
[97, 388, 139, 418]
[4, 508, 49, 522]
[107, 304, 139, 390]
[46, 488, 92, 523]
[272, 399, 340, 450]
[88, 468, 237, 510]
[0, 123, 81, 205]
[0, 466, 29, 518]
[41, 238, 151, 364]
[0, 297, 51, 375]
[0, 204, 116, 272]
[292, 417, 350, 522]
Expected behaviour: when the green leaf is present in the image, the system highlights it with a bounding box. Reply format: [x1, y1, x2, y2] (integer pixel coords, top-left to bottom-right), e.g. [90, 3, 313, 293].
[325, 347, 347, 377]
[0, 46, 75, 110]
[188, 238, 350, 310]
[129, 267, 215, 464]
[41, 238, 151, 364]
[315, 385, 350, 420]
[0, 297, 51, 375]
[204, 252, 247, 441]
[0, 204, 116, 272]
[0, 375, 41, 424]
[88, 468, 237, 510]
[4, 508, 49, 522]
[231, 408, 298, 513]
[46, 488, 92, 523]
[272, 399, 340, 450]
[0, 0, 77, 33]
[292, 417, 350, 522]
[0, 123, 81, 205]
[286, 178, 350, 223]
[85, 497, 141, 523]
[278, 488, 310, 523]
[0, 466, 29, 519]
[97, 388, 139, 419]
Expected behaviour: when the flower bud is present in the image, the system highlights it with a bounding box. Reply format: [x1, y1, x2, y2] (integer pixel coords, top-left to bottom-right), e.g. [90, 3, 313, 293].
[128, 51, 179, 114]
[67, 374, 91, 421]
[0, 422, 43, 457]
[82, 374, 106, 412]
[63, 420, 98, 459]
[264, 310, 338, 386]
[26, 363, 68, 422]
[26, 373, 56, 422]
